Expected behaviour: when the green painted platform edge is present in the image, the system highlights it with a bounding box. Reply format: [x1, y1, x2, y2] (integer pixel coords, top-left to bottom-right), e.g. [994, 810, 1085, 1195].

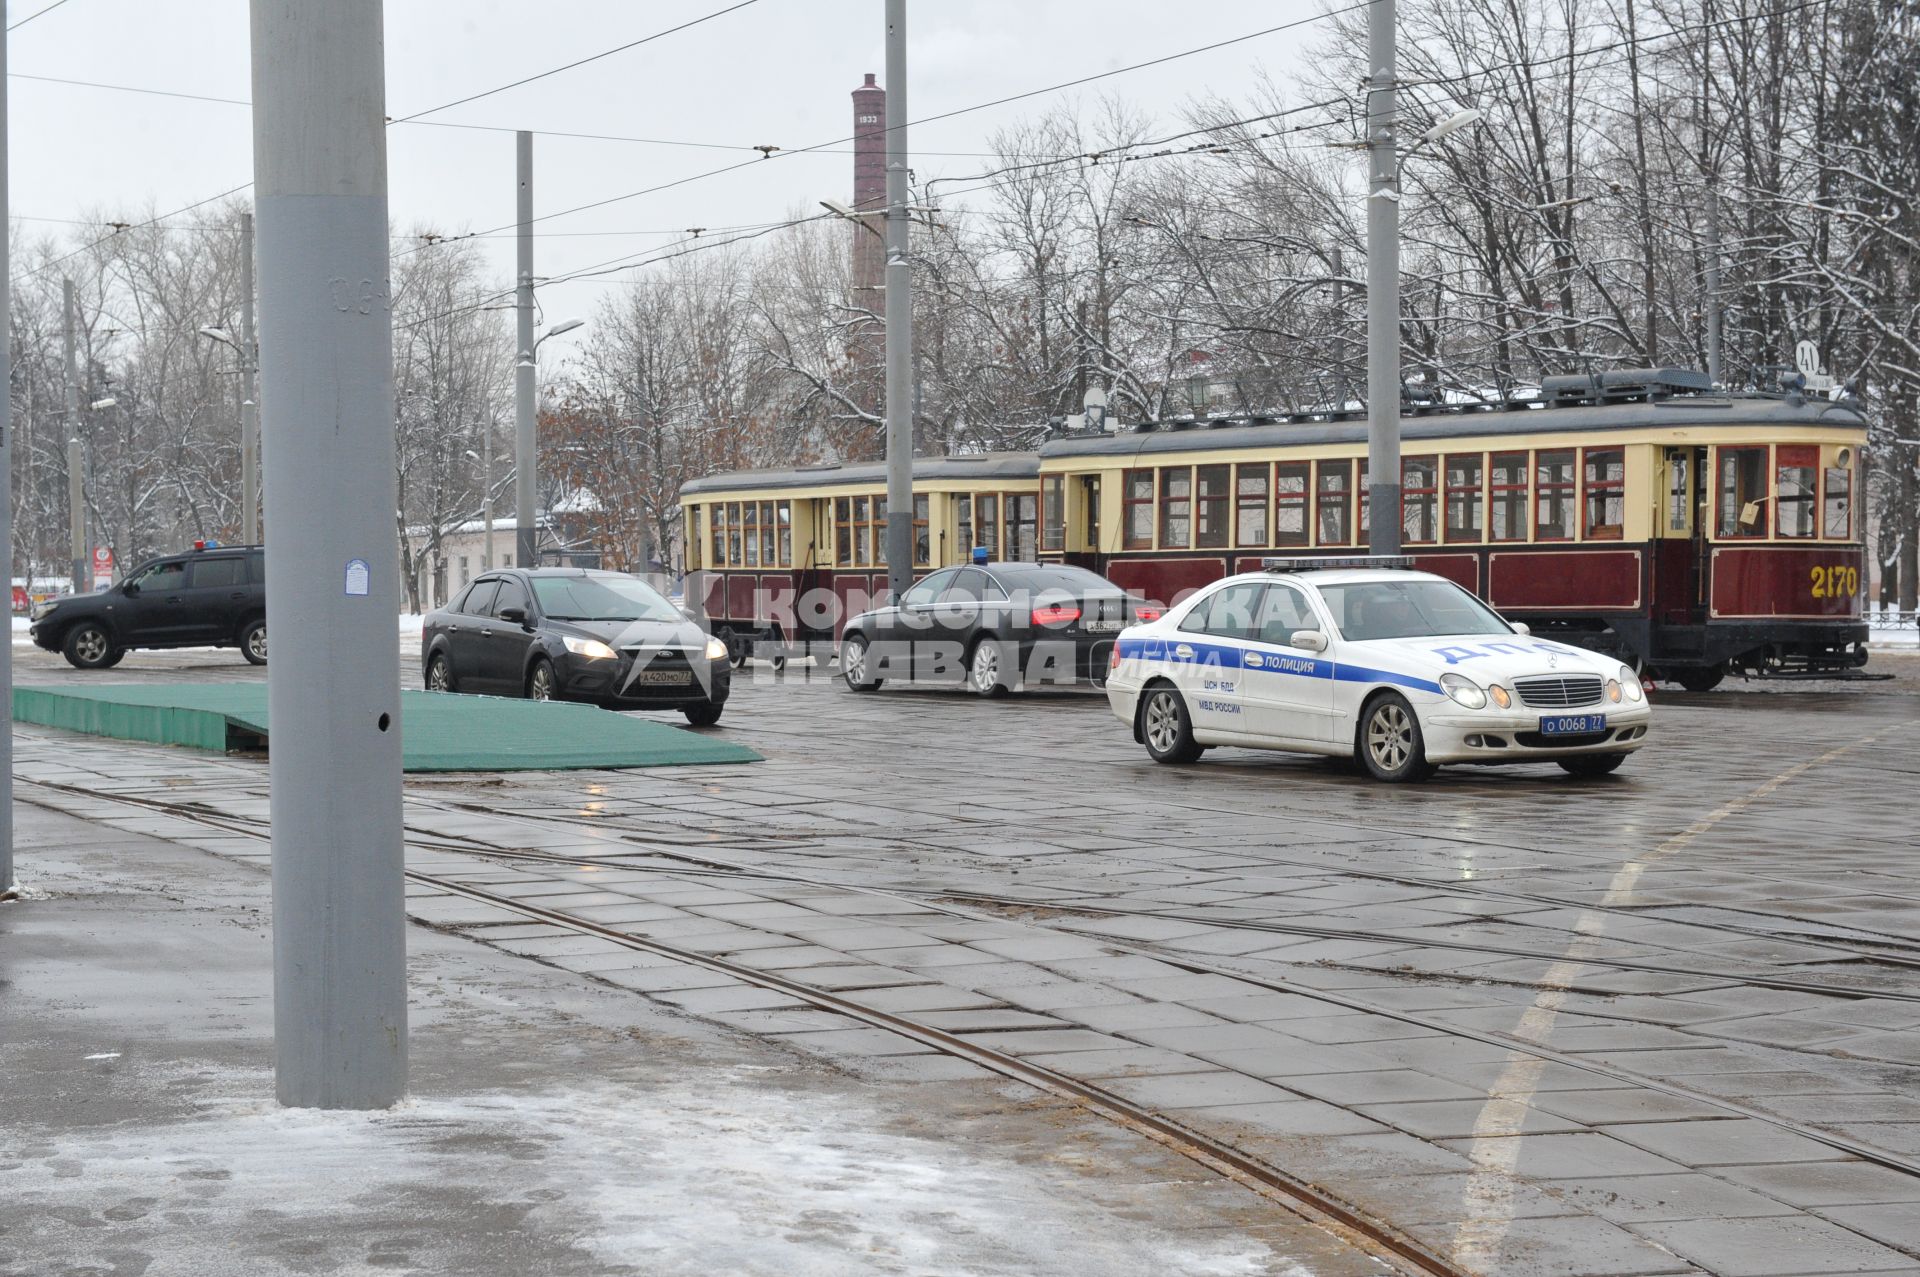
[13, 685, 762, 772]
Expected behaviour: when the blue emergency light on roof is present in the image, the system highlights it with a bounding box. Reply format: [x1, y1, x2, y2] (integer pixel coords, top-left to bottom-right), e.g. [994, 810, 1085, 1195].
[971, 545, 989, 565]
[1262, 555, 1415, 573]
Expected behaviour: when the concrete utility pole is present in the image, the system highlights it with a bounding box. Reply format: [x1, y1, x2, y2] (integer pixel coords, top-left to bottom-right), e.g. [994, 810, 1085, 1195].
[251, 0, 407, 1109]
[514, 130, 537, 570]
[241, 210, 260, 544]
[1365, 0, 1403, 557]
[2, 18, 13, 897]
[482, 422, 495, 569]
[882, 0, 914, 601]
[63, 279, 87, 595]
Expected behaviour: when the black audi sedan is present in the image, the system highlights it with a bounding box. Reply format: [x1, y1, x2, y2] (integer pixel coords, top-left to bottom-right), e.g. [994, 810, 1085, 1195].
[838, 561, 1160, 696]
[421, 568, 731, 725]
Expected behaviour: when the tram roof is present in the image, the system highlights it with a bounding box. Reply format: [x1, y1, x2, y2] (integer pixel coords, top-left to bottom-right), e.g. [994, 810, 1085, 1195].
[1038, 395, 1864, 461]
[681, 451, 1040, 496]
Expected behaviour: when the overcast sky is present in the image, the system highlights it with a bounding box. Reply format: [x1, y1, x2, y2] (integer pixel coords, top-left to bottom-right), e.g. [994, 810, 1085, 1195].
[7, 0, 1326, 356]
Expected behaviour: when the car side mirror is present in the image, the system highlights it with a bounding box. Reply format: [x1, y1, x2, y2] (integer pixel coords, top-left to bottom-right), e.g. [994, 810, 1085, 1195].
[1291, 630, 1328, 653]
[679, 604, 704, 624]
[1510, 621, 1531, 636]
[122, 582, 140, 597]
[497, 606, 528, 626]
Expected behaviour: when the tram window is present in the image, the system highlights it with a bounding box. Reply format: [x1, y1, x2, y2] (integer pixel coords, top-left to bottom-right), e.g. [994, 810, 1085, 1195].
[1403, 455, 1438, 544]
[913, 495, 930, 565]
[743, 502, 759, 568]
[956, 494, 973, 556]
[727, 501, 744, 564]
[1490, 451, 1528, 541]
[1232, 464, 1269, 547]
[1583, 448, 1625, 540]
[834, 498, 852, 566]
[1823, 461, 1853, 539]
[1776, 447, 1817, 539]
[1041, 477, 1065, 553]
[711, 504, 727, 567]
[1195, 465, 1231, 549]
[759, 501, 777, 566]
[1667, 454, 1691, 532]
[1535, 450, 1575, 541]
[1445, 453, 1483, 543]
[977, 494, 999, 561]
[871, 496, 888, 565]
[687, 508, 702, 570]
[778, 501, 793, 566]
[1316, 460, 1352, 545]
[1008, 493, 1038, 561]
[854, 497, 873, 566]
[1274, 462, 1309, 547]
[1123, 470, 1155, 549]
[1358, 460, 1372, 537]
[1716, 447, 1769, 538]
[1159, 469, 1193, 550]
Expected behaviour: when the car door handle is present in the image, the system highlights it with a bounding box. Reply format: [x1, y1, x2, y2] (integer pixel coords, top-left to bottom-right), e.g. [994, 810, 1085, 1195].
[229, 592, 246, 600]
[480, 628, 494, 638]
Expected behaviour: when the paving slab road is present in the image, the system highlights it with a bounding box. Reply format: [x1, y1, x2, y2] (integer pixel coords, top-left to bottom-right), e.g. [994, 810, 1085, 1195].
[6, 637, 1919, 1276]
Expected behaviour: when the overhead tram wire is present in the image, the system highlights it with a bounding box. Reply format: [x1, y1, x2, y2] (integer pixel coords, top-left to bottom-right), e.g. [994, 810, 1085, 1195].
[400, 2, 1381, 256]
[6, 0, 72, 30]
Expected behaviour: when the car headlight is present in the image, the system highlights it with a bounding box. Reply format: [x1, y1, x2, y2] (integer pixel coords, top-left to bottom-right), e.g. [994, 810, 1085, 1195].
[704, 635, 729, 661]
[1488, 683, 1512, 709]
[1439, 672, 1488, 710]
[1618, 664, 1643, 702]
[562, 635, 618, 661]
[30, 601, 54, 621]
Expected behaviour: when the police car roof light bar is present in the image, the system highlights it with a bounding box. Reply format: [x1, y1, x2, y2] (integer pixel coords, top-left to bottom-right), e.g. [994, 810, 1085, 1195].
[1261, 555, 1416, 573]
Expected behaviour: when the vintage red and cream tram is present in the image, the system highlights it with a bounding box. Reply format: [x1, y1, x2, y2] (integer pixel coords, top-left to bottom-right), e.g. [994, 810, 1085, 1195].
[680, 370, 1868, 688]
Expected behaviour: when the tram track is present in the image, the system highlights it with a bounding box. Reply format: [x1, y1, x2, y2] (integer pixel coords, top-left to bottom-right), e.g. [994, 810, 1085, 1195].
[23, 774, 1920, 1191]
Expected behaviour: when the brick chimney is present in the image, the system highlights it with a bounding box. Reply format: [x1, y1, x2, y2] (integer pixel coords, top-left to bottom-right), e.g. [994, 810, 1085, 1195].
[850, 72, 886, 310]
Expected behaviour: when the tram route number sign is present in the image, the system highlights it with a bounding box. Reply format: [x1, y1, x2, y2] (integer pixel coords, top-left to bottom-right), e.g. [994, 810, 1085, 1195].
[1794, 340, 1835, 393]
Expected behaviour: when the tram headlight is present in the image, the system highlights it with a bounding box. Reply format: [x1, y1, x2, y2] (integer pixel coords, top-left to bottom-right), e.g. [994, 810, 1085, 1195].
[1617, 664, 1643, 702]
[1440, 673, 1488, 710]
[1488, 684, 1512, 710]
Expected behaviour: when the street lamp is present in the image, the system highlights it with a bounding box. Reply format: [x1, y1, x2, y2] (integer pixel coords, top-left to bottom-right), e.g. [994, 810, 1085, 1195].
[514, 318, 587, 567]
[198, 321, 261, 544]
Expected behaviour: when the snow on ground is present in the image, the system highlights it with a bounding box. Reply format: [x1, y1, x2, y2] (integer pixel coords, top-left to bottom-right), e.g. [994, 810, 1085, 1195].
[11, 1069, 1290, 1277]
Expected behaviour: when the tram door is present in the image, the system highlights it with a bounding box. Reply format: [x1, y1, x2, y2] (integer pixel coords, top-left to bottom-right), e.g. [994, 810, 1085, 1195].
[1654, 446, 1710, 624]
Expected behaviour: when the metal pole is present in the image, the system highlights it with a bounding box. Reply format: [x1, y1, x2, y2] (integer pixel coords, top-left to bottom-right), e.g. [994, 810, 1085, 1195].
[251, 0, 406, 1109]
[241, 210, 260, 544]
[1365, 0, 1402, 557]
[1, 18, 13, 898]
[62, 279, 87, 594]
[1703, 177, 1722, 386]
[882, 0, 913, 600]
[482, 422, 494, 569]
[514, 131, 536, 569]
[1331, 246, 1347, 410]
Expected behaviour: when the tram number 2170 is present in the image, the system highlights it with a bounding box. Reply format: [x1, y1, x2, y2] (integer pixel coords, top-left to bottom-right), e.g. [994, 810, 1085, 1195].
[1809, 564, 1859, 598]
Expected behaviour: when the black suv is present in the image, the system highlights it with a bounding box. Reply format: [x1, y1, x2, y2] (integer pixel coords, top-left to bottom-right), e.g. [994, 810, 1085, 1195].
[31, 545, 267, 669]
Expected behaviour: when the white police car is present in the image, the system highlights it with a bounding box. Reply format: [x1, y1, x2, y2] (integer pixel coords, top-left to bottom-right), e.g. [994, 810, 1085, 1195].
[1106, 558, 1651, 782]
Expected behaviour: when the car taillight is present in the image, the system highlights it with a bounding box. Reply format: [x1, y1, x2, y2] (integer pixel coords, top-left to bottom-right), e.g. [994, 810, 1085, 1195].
[1109, 646, 1123, 670]
[1133, 606, 1162, 622]
[1032, 604, 1081, 626]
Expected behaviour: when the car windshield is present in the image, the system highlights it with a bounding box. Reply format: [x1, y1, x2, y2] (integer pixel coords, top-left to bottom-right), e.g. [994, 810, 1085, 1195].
[530, 573, 678, 622]
[1318, 579, 1514, 641]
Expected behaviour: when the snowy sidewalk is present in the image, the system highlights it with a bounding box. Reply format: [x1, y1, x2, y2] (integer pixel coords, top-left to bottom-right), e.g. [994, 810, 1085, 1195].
[0, 801, 1351, 1277]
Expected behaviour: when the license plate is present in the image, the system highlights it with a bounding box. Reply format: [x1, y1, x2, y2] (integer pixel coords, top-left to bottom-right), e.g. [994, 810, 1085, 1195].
[633, 669, 692, 685]
[1538, 713, 1606, 735]
[1084, 619, 1124, 633]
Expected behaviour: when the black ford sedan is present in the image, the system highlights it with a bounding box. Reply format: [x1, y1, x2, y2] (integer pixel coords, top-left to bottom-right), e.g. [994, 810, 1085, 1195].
[838, 561, 1160, 696]
[422, 569, 731, 725]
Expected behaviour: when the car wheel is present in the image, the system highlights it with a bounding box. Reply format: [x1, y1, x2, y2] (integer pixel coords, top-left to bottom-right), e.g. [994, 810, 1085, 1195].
[526, 657, 557, 701]
[239, 618, 268, 665]
[1357, 692, 1436, 783]
[965, 638, 1010, 698]
[840, 633, 881, 692]
[683, 701, 724, 727]
[425, 652, 456, 693]
[1558, 753, 1628, 778]
[1673, 665, 1724, 693]
[98, 647, 126, 669]
[1139, 684, 1203, 764]
[63, 622, 116, 670]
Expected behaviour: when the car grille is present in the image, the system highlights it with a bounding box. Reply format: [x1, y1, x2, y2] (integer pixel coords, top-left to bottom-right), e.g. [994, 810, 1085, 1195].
[1513, 675, 1604, 708]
